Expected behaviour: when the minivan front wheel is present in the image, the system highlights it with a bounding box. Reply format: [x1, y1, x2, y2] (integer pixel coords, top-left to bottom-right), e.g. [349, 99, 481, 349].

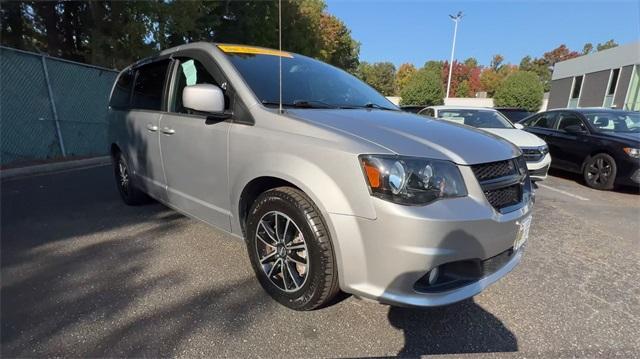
[113, 152, 149, 205]
[583, 153, 617, 190]
[246, 187, 340, 310]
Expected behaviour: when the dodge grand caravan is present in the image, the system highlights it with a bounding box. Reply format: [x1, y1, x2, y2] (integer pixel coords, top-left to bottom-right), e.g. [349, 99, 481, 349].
[108, 42, 534, 310]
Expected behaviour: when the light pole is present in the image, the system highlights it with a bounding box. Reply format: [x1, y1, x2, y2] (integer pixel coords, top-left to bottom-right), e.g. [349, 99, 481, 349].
[446, 11, 463, 99]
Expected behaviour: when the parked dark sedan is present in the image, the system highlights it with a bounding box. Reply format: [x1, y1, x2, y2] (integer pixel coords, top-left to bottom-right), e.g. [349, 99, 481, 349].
[519, 108, 640, 190]
[495, 107, 534, 123]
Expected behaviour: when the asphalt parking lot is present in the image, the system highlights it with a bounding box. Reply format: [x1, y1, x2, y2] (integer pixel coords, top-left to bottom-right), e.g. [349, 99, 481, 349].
[2, 165, 639, 357]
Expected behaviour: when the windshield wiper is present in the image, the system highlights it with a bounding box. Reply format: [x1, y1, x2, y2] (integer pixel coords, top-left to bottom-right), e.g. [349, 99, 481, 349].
[261, 100, 336, 109]
[341, 102, 399, 111]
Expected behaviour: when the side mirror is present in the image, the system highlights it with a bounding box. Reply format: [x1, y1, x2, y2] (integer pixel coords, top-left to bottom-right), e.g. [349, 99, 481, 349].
[564, 124, 586, 134]
[183, 84, 225, 114]
[514, 123, 525, 129]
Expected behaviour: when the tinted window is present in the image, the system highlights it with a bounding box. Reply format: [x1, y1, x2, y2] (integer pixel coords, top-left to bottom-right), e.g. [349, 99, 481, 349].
[224, 51, 395, 110]
[109, 70, 134, 109]
[584, 111, 640, 133]
[526, 112, 557, 129]
[497, 109, 533, 122]
[170, 58, 220, 113]
[132, 60, 170, 111]
[437, 109, 513, 128]
[557, 113, 587, 131]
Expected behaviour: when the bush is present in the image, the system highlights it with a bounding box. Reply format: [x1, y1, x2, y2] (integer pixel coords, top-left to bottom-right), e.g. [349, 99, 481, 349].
[493, 71, 544, 112]
[399, 69, 444, 106]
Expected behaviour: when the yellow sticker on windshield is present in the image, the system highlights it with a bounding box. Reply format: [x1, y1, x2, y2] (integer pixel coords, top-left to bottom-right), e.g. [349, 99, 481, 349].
[217, 45, 293, 58]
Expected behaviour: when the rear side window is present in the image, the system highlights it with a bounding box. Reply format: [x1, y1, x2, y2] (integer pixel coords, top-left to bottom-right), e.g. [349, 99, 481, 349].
[132, 60, 170, 111]
[109, 70, 134, 109]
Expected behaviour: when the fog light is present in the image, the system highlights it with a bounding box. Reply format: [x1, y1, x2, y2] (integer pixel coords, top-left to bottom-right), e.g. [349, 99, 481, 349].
[428, 267, 440, 285]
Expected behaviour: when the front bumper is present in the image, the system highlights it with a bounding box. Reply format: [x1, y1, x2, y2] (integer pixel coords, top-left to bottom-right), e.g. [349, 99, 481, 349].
[526, 153, 551, 181]
[329, 165, 533, 307]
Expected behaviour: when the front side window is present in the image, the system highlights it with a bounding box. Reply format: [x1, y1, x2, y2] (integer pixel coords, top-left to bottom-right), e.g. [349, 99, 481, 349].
[418, 108, 434, 117]
[170, 58, 220, 114]
[584, 111, 640, 133]
[132, 60, 170, 111]
[437, 109, 514, 129]
[525, 112, 557, 129]
[223, 49, 396, 110]
[109, 69, 134, 109]
[557, 113, 587, 131]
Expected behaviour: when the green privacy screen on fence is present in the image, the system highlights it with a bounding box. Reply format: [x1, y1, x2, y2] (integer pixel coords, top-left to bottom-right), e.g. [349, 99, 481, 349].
[1, 46, 118, 167]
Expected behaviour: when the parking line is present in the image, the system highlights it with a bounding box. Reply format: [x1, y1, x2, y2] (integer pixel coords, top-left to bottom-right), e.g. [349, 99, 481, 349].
[537, 184, 590, 201]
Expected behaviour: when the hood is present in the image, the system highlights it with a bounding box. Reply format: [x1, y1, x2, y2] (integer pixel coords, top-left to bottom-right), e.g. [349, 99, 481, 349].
[286, 109, 520, 165]
[480, 128, 547, 148]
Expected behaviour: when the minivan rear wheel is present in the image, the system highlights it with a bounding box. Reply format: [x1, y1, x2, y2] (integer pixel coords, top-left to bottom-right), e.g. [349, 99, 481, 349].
[583, 153, 617, 190]
[113, 152, 149, 205]
[246, 187, 340, 310]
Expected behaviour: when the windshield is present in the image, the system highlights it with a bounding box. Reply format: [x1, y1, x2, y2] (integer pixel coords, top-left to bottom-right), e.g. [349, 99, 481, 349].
[223, 50, 397, 110]
[584, 111, 640, 133]
[438, 109, 514, 129]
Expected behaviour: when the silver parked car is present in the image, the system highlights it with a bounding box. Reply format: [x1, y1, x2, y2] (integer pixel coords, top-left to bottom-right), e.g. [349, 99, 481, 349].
[108, 42, 534, 310]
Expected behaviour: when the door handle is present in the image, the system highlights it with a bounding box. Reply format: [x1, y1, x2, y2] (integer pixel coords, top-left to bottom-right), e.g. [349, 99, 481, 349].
[146, 123, 158, 132]
[161, 127, 176, 135]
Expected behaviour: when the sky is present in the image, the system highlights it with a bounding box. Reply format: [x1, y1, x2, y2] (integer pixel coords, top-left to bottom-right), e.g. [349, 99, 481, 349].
[325, 0, 640, 67]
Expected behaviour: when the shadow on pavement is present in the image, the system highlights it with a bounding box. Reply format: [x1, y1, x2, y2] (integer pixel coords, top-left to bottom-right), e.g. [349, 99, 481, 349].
[383, 229, 518, 356]
[1, 166, 273, 356]
[388, 300, 517, 356]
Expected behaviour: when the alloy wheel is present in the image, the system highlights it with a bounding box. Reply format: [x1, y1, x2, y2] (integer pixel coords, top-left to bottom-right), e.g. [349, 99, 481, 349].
[586, 157, 612, 185]
[255, 211, 309, 292]
[118, 159, 130, 195]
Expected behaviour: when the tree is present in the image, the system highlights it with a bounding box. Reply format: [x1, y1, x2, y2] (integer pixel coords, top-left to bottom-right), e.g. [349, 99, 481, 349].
[399, 69, 444, 106]
[395, 63, 417, 94]
[493, 71, 544, 112]
[490, 54, 504, 71]
[1, 0, 360, 71]
[356, 61, 396, 96]
[596, 39, 618, 51]
[456, 80, 471, 97]
[463, 57, 478, 68]
[480, 65, 516, 97]
[582, 43, 593, 55]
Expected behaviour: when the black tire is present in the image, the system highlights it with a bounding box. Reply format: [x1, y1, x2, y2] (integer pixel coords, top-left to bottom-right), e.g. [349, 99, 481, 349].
[113, 151, 150, 205]
[583, 153, 617, 190]
[246, 187, 340, 310]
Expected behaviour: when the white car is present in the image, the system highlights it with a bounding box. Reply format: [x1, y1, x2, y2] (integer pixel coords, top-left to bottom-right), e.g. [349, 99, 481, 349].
[419, 106, 551, 181]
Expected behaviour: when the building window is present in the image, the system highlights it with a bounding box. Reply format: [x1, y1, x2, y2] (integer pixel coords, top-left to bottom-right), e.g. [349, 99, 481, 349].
[625, 65, 640, 111]
[568, 75, 583, 108]
[603, 68, 620, 108]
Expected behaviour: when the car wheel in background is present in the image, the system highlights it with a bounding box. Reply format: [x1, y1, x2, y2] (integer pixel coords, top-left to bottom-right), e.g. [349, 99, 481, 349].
[583, 153, 617, 190]
[246, 187, 340, 310]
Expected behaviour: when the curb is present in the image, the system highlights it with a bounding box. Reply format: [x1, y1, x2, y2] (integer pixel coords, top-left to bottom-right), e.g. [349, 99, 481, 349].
[1, 156, 111, 181]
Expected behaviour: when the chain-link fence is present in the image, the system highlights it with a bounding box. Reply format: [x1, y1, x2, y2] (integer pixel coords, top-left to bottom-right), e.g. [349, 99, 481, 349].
[1, 46, 118, 167]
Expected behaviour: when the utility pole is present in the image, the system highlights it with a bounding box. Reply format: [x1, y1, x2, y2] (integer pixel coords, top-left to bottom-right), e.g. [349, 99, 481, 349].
[446, 11, 463, 99]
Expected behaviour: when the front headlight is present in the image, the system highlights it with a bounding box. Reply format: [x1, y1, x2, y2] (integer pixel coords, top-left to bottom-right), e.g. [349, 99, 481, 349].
[623, 147, 640, 159]
[540, 144, 549, 156]
[359, 155, 467, 205]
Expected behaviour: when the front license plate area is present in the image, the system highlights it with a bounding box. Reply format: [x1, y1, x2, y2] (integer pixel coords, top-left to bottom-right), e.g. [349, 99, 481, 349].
[514, 216, 531, 251]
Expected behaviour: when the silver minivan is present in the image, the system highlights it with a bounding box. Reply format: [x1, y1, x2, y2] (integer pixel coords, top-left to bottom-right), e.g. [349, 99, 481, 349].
[108, 42, 534, 310]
